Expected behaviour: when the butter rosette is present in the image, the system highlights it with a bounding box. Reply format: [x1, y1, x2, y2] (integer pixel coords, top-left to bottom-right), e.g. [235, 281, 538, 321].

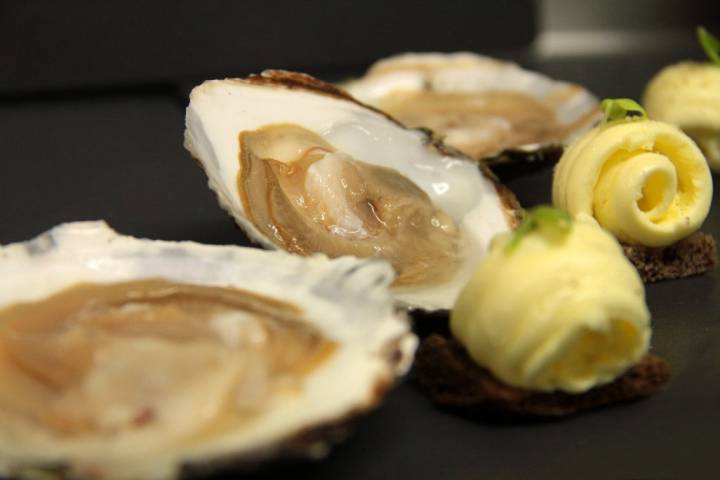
[553, 117, 712, 247]
[451, 212, 650, 393]
[643, 62, 720, 171]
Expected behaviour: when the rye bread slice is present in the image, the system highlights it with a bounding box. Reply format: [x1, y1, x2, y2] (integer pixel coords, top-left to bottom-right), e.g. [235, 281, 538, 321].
[622, 231, 717, 283]
[415, 334, 671, 417]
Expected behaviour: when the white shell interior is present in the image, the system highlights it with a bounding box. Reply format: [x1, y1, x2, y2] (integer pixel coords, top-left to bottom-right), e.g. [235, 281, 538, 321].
[185, 77, 513, 310]
[344, 52, 601, 152]
[0, 221, 415, 480]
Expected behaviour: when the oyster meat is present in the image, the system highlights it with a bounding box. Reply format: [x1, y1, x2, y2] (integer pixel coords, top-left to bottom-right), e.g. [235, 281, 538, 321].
[185, 70, 519, 311]
[343, 52, 601, 162]
[0, 222, 414, 480]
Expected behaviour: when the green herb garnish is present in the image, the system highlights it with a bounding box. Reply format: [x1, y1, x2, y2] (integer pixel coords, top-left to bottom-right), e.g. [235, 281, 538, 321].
[698, 26, 720, 66]
[601, 98, 648, 124]
[505, 206, 571, 253]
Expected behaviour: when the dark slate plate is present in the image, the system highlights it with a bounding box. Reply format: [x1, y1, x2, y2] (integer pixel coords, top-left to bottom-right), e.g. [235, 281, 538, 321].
[0, 55, 718, 479]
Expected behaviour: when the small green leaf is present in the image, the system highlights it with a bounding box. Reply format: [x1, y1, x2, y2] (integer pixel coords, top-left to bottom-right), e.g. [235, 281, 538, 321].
[504, 217, 535, 253]
[504, 206, 571, 253]
[698, 26, 720, 66]
[601, 98, 648, 124]
[532, 205, 572, 233]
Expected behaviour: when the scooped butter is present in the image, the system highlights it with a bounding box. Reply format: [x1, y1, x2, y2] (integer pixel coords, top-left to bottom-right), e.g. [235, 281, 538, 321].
[450, 212, 650, 393]
[643, 62, 720, 171]
[553, 109, 712, 247]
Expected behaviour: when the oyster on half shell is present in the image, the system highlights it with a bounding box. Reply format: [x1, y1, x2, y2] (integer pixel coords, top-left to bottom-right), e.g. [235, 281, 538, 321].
[184, 71, 520, 311]
[0, 222, 414, 480]
[343, 52, 601, 163]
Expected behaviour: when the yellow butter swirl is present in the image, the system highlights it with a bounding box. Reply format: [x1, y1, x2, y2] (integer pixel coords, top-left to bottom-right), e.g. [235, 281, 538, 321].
[644, 62, 720, 171]
[451, 216, 650, 393]
[553, 119, 712, 246]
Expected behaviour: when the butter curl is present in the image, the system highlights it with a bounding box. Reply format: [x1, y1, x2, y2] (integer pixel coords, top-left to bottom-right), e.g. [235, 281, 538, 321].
[451, 217, 650, 393]
[644, 62, 720, 171]
[553, 119, 712, 246]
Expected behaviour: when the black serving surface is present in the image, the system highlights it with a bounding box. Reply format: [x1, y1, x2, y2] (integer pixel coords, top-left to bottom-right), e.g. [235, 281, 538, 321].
[1, 46, 719, 480]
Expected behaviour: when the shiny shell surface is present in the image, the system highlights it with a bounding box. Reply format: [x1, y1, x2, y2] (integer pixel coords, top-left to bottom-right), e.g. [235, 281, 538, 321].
[343, 52, 601, 162]
[185, 70, 519, 311]
[0, 221, 415, 480]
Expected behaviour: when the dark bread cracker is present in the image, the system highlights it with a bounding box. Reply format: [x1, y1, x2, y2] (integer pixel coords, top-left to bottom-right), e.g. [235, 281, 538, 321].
[415, 334, 670, 417]
[622, 231, 717, 283]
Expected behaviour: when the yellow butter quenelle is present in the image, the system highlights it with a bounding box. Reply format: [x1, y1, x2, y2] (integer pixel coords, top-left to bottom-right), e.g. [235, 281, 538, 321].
[451, 214, 650, 393]
[644, 62, 720, 171]
[553, 118, 712, 247]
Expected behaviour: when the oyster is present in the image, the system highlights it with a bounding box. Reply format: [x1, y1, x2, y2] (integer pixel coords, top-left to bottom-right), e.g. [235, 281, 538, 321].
[343, 52, 601, 163]
[0, 222, 414, 480]
[184, 71, 519, 311]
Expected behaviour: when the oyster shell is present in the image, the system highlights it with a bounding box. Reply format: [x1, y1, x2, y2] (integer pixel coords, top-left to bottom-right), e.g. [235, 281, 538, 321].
[0, 221, 414, 480]
[343, 52, 602, 164]
[184, 70, 520, 311]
